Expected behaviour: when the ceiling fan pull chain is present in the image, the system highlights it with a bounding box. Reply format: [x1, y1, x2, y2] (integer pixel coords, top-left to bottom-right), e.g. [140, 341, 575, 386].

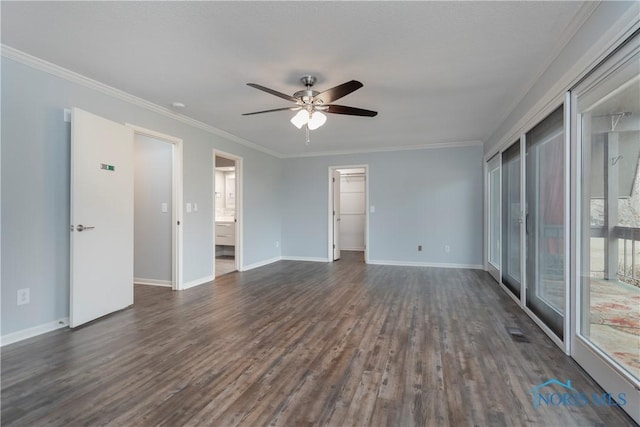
[305, 124, 310, 145]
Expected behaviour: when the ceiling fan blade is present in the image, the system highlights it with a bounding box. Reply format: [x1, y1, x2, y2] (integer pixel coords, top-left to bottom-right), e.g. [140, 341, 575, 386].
[325, 105, 378, 117]
[242, 107, 300, 116]
[315, 80, 363, 103]
[247, 83, 299, 103]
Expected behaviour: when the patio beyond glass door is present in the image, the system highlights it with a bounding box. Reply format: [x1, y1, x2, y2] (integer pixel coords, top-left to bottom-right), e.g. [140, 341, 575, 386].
[525, 106, 566, 339]
[576, 48, 639, 384]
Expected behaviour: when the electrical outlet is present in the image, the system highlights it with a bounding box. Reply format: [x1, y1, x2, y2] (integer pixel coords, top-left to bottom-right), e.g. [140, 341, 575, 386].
[445, 245, 451, 253]
[276, 241, 280, 248]
[17, 288, 30, 306]
[418, 245, 422, 252]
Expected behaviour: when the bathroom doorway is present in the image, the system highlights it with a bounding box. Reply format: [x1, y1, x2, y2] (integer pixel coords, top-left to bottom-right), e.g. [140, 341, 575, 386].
[214, 151, 241, 277]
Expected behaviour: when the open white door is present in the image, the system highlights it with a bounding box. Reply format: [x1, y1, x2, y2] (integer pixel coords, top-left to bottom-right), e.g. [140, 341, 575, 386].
[70, 108, 134, 327]
[333, 169, 341, 260]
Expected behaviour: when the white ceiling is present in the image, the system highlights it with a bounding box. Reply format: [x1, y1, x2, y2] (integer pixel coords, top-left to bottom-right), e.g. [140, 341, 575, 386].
[2, 1, 590, 157]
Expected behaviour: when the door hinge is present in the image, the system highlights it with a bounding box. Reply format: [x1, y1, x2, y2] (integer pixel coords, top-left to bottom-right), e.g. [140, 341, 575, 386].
[333, 210, 335, 216]
[333, 244, 336, 249]
[333, 177, 335, 182]
[177, 221, 180, 226]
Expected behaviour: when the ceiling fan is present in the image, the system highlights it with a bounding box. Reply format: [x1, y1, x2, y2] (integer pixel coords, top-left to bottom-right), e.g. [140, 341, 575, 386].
[243, 75, 377, 140]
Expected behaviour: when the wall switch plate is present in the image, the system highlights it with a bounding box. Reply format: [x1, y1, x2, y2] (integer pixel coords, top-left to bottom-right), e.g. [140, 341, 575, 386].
[193, 203, 198, 212]
[161, 202, 168, 213]
[276, 241, 279, 248]
[17, 288, 30, 306]
[64, 108, 71, 123]
[186, 203, 192, 213]
[370, 205, 375, 213]
[418, 245, 422, 252]
[445, 245, 451, 253]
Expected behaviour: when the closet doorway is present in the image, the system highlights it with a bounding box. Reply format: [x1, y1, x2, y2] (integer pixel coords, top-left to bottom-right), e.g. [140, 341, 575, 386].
[214, 151, 242, 277]
[129, 125, 183, 292]
[328, 166, 369, 263]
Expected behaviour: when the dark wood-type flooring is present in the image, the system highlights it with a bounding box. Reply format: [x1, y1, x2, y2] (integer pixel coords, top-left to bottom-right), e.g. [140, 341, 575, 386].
[1, 251, 636, 426]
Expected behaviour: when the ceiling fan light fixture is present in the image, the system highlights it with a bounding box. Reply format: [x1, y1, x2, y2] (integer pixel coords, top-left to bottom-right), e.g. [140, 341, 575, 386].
[307, 111, 327, 130]
[290, 109, 309, 129]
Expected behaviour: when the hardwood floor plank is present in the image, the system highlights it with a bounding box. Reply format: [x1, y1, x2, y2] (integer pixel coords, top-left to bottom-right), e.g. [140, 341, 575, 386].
[1, 252, 636, 426]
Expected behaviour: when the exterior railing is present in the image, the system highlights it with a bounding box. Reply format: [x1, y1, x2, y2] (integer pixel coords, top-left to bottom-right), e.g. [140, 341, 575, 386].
[616, 226, 640, 285]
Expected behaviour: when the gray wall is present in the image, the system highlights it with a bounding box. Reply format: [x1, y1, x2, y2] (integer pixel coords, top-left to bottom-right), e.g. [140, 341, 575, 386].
[281, 145, 484, 267]
[134, 134, 172, 283]
[1, 57, 283, 335]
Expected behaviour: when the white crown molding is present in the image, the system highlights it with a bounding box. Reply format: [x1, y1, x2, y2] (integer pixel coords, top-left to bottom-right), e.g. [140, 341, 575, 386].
[0, 45, 283, 159]
[485, 2, 640, 158]
[282, 139, 483, 159]
[483, 1, 601, 145]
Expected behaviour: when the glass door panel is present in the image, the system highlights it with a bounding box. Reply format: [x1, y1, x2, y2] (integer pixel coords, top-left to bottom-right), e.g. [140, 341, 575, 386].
[502, 141, 522, 298]
[526, 106, 565, 339]
[578, 51, 640, 383]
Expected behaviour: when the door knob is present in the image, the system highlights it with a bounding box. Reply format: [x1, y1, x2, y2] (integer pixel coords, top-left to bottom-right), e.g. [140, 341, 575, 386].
[76, 224, 95, 232]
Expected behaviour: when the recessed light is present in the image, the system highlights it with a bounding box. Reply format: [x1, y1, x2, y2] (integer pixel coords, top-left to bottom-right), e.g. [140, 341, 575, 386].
[171, 102, 186, 109]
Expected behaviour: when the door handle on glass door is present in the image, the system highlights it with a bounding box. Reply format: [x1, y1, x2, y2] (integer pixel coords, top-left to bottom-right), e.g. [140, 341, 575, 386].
[76, 224, 95, 232]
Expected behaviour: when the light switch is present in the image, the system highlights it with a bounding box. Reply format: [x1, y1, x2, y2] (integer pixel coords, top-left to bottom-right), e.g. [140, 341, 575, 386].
[193, 203, 198, 212]
[186, 203, 192, 213]
[370, 205, 375, 213]
[161, 203, 168, 213]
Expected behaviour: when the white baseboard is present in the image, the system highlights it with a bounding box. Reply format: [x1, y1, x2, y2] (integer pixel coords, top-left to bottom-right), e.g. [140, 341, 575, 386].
[281, 256, 330, 263]
[367, 260, 484, 270]
[341, 247, 365, 251]
[1, 317, 69, 347]
[134, 277, 172, 287]
[182, 274, 215, 290]
[242, 256, 282, 271]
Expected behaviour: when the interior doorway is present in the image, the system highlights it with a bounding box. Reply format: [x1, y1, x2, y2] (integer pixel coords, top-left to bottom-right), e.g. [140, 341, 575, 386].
[214, 151, 242, 277]
[128, 124, 183, 291]
[328, 165, 369, 263]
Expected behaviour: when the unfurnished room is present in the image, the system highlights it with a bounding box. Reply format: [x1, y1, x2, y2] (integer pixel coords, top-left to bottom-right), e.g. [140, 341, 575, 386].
[1, 1, 639, 426]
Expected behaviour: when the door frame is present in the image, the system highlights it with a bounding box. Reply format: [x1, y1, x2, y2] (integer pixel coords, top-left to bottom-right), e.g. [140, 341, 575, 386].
[126, 124, 183, 291]
[327, 165, 369, 263]
[485, 154, 501, 282]
[569, 36, 640, 423]
[213, 149, 243, 275]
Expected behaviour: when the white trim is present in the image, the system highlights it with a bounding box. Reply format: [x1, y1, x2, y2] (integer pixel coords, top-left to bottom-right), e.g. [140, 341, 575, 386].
[485, 1, 600, 149]
[133, 278, 172, 287]
[243, 256, 282, 271]
[367, 260, 484, 270]
[0, 45, 485, 160]
[1, 318, 69, 347]
[127, 124, 184, 291]
[281, 256, 329, 263]
[182, 275, 214, 290]
[485, 6, 640, 158]
[328, 165, 370, 264]
[1, 45, 281, 159]
[286, 140, 483, 159]
[213, 150, 243, 274]
[341, 247, 365, 251]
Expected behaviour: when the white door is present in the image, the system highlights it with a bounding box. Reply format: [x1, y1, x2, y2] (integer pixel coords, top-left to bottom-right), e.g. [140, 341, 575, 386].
[70, 108, 134, 327]
[333, 169, 341, 260]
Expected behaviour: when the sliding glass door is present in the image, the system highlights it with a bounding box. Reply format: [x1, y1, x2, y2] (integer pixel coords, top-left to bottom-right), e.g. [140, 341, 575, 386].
[572, 37, 639, 422]
[502, 141, 522, 298]
[525, 106, 566, 339]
